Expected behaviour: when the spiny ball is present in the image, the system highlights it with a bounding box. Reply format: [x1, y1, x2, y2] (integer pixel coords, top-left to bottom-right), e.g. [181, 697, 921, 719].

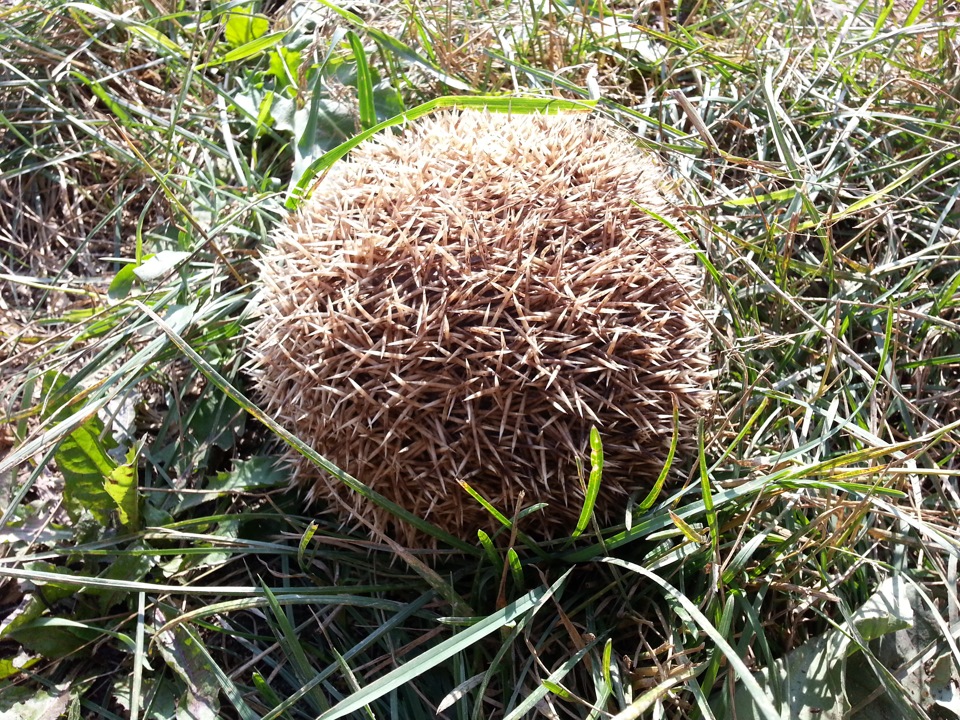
[249, 110, 714, 545]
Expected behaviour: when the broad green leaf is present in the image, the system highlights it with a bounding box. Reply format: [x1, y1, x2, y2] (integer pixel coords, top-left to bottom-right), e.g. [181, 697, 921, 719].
[133, 251, 191, 282]
[0, 307, 198, 500]
[104, 443, 140, 529]
[108, 263, 139, 301]
[110, 675, 180, 720]
[190, 517, 241, 568]
[723, 576, 922, 720]
[0, 654, 39, 680]
[155, 612, 222, 720]
[56, 416, 117, 524]
[6, 618, 130, 658]
[174, 456, 287, 513]
[210, 31, 284, 67]
[212, 456, 288, 492]
[0, 563, 78, 646]
[186, 388, 245, 452]
[0, 682, 71, 718]
[96, 546, 154, 613]
[268, 46, 300, 87]
[223, 10, 269, 47]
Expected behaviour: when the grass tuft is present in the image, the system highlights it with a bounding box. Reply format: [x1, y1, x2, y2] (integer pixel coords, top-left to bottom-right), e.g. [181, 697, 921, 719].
[1, 0, 959, 717]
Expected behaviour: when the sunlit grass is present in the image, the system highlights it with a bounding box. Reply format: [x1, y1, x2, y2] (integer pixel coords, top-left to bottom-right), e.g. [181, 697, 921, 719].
[1, 0, 958, 717]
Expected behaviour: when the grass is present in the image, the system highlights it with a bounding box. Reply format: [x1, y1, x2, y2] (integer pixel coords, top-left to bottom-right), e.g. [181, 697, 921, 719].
[1, 0, 959, 717]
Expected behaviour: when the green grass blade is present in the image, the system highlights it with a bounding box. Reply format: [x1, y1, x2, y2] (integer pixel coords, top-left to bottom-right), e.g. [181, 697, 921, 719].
[346, 31, 376, 130]
[457, 480, 549, 558]
[309, 0, 472, 91]
[503, 641, 598, 720]
[506, 548, 524, 591]
[260, 581, 330, 714]
[604, 559, 781, 720]
[316, 572, 571, 720]
[572, 427, 603, 538]
[258, 592, 436, 720]
[669, 510, 707, 545]
[698, 420, 719, 557]
[133, 301, 480, 554]
[286, 94, 597, 208]
[477, 530, 503, 574]
[762, 66, 801, 181]
[636, 398, 679, 513]
[200, 31, 285, 67]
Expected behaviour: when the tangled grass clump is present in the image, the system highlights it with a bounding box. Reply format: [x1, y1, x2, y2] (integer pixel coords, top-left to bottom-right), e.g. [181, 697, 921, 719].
[249, 109, 715, 544]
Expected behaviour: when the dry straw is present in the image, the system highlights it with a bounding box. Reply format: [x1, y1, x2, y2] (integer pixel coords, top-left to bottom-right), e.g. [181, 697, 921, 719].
[249, 109, 714, 545]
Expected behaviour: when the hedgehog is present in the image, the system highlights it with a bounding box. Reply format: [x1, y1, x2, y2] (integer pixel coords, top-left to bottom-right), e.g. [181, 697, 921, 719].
[248, 109, 714, 546]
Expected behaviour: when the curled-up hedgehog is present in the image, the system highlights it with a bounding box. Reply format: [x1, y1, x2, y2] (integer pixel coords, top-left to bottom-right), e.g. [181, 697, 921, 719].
[248, 109, 715, 545]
